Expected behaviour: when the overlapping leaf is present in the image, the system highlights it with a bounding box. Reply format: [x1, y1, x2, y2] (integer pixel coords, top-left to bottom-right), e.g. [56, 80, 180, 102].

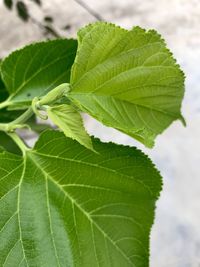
[0, 75, 22, 153]
[1, 39, 77, 109]
[47, 104, 93, 150]
[0, 130, 162, 266]
[69, 22, 185, 147]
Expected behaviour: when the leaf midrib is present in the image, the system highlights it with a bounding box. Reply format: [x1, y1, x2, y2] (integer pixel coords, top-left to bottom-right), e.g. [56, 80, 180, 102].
[70, 92, 179, 124]
[28, 152, 138, 267]
[71, 40, 164, 85]
[17, 157, 28, 266]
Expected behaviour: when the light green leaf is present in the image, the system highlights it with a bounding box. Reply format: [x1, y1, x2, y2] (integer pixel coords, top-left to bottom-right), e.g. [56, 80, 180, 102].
[1, 39, 77, 109]
[47, 104, 94, 151]
[0, 130, 162, 266]
[69, 22, 185, 147]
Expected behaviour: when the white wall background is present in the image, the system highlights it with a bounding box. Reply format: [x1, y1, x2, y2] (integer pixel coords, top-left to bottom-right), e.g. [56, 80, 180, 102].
[0, 0, 200, 266]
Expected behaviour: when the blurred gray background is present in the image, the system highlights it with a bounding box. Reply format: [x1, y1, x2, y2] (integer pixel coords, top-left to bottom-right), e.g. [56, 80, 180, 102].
[0, 0, 200, 266]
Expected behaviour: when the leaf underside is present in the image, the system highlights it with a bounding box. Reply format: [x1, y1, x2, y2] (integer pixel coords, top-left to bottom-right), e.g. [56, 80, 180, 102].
[1, 39, 77, 109]
[69, 22, 185, 147]
[47, 104, 94, 151]
[0, 130, 162, 267]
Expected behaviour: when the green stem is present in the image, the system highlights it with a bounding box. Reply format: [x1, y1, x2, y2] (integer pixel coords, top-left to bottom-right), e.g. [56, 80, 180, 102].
[12, 107, 33, 125]
[7, 132, 29, 156]
[0, 107, 33, 132]
[0, 99, 11, 109]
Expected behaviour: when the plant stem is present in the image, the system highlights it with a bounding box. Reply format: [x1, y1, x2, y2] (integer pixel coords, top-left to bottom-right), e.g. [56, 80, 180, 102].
[7, 132, 29, 156]
[73, 0, 104, 21]
[0, 99, 11, 109]
[0, 107, 33, 132]
[12, 107, 33, 125]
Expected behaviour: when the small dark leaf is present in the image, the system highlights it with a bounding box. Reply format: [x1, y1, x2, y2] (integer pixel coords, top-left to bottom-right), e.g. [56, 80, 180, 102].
[16, 1, 29, 22]
[63, 24, 71, 30]
[44, 16, 53, 23]
[3, 0, 13, 9]
[30, 0, 42, 6]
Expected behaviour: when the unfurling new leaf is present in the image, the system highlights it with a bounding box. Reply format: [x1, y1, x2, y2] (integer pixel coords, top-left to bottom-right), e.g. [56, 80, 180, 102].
[47, 104, 94, 151]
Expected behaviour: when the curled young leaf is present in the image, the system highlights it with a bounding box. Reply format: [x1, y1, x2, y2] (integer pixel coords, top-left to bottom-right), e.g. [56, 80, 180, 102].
[47, 104, 94, 151]
[69, 22, 185, 147]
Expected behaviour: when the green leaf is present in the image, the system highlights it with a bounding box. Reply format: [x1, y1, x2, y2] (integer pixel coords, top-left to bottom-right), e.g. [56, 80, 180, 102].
[1, 39, 77, 109]
[0, 66, 8, 102]
[16, 1, 29, 22]
[69, 22, 185, 147]
[3, 0, 13, 10]
[0, 74, 23, 123]
[0, 132, 21, 154]
[0, 87, 7, 102]
[47, 104, 94, 151]
[0, 130, 162, 266]
[44, 16, 53, 23]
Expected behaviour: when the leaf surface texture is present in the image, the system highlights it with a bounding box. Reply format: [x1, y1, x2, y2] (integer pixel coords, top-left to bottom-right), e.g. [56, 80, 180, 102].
[69, 22, 185, 147]
[0, 130, 162, 266]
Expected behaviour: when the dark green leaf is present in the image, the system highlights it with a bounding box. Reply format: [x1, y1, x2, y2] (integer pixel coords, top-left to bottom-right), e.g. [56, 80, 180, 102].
[3, 0, 13, 10]
[0, 132, 21, 154]
[0, 130, 162, 266]
[63, 24, 71, 30]
[44, 16, 53, 23]
[0, 73, 23, 122]
[0, 76, 8, 102]
[16, 1, 29, 22]
[1, 39, 77, 109]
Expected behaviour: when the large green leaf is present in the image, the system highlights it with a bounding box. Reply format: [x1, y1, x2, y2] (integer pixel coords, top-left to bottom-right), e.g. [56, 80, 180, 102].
[47, 104, 94, 151]
[69, 22, 185, 147]
[1, 39, 77, 109]
[0, 130, 162, 266]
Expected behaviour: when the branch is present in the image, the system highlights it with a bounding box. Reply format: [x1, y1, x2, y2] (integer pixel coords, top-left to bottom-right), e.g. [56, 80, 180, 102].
[73, 0, 104, 21]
